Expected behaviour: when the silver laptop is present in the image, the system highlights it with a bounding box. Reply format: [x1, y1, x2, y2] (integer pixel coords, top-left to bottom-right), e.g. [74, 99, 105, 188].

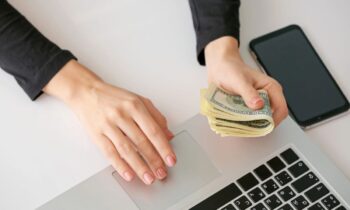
[37, 114, 350, 210]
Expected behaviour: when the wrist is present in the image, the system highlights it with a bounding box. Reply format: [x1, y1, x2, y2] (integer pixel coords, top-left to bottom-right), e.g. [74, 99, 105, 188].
[43, 60, 103, 106]
[205, 36, 243, 68]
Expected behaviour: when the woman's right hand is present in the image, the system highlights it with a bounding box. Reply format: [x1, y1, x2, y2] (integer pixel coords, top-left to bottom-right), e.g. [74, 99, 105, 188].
[43, 60, 176, 185]
[205, 37, 288, 127]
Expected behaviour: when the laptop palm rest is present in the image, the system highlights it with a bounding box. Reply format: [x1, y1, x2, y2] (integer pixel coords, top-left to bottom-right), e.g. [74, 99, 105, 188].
[113, 130, 221, 210]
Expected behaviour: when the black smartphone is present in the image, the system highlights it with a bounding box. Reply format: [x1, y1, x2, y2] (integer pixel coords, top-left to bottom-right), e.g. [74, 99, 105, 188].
[250, 25, 349, 129]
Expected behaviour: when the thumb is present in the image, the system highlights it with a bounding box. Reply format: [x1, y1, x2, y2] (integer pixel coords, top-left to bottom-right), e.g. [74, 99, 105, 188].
[238, 85, 264, 110]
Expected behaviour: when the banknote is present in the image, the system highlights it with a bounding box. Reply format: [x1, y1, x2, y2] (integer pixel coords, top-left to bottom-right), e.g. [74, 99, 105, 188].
[200, 84, 274, 137]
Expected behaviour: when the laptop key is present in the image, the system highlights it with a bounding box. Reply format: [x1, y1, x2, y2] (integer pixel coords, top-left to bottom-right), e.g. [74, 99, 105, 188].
[264, 195, 282, 210]
[251, 203, 268, 210]
[288, 161, 309, 178]
[254, 165, 273, 181]
[267, 157, 286, 173]
[278, 204, 294, 210]
[291, 172, 319, 193]
[277, 186, 296, 201]
[280, 148, 299, 164]
[189, 183, 242, 210]
[237, 173, 259, 191]
[248, 187, 265, 203]
[274, 171, 292, 186]
[234, 195, 252, 210]
[305, 183, 330, 202]
[335, 206, 347, 210]
[321, 194, 340, 210]
[309, 203, 326, 210]
[221, 203, 236, 210]
[291, 195, 310, 210]
[261, 179, 279, 194]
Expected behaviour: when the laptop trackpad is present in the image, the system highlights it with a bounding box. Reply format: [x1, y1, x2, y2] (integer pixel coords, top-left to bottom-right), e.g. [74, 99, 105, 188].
[113, 131, 221, 210]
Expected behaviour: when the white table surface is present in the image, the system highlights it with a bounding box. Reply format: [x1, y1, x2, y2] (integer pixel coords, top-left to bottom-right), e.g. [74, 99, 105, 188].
[0, 0, 349, 209]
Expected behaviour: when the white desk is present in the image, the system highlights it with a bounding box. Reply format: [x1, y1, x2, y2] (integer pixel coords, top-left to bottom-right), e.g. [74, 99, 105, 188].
[0, 0, 349, 209]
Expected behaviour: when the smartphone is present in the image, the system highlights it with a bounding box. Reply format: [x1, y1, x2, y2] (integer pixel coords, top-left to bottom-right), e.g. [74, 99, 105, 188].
[250, 25, 349, 129]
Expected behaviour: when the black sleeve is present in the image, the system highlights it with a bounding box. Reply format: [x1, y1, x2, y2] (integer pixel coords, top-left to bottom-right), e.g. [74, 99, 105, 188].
[0, 1, 76, 100]
[188, 0, 240, 65]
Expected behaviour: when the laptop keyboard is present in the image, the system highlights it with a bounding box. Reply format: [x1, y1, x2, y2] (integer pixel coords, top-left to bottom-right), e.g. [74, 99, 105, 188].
[189, 148, 348, 210]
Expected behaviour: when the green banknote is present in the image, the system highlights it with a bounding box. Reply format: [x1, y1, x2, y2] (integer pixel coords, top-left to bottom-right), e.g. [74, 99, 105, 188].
[200, 84, 274, 137]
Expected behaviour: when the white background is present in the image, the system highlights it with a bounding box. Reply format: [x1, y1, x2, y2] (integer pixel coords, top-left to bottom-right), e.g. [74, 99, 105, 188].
[0, 0, 349, 209]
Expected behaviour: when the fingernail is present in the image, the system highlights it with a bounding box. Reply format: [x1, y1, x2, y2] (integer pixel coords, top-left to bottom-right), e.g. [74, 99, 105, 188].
[143, 172, 154, 185]
[251, 97, 263, 105]
[166, 155, 176, 167]
[123, 171, 133, 182]
[156, 167, 167, 179]
[165, 129, 174, 139]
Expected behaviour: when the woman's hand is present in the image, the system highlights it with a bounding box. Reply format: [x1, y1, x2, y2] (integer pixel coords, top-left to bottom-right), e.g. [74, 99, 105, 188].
[205, 36, 288, 126]
[43, 60, 176, 185]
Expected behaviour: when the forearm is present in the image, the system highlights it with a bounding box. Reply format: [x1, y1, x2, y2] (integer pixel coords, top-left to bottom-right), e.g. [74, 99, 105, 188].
[0, 1, 76, 100]
[189, 0, 241, 65]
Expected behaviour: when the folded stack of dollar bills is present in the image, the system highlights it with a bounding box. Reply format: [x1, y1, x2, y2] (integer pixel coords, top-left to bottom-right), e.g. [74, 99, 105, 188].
[200, 84, 274, 137]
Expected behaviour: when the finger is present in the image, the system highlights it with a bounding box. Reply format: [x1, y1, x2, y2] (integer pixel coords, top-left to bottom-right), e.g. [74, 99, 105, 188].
[94, 134, 134, 182]
[140, 97, 174, 140]
[117, 117, 168, 180]
[131, 103, 177, 168]
[265, 82, 289, 126]
[104, 126, 156, 185]
[236, 83, 265, 110]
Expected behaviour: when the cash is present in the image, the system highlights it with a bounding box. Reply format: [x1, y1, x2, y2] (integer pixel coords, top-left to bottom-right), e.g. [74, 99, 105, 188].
[200, 84, 274, 137]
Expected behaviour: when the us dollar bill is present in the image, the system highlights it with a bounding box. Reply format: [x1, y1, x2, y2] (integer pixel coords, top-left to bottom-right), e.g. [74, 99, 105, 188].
[200, 84, 274, 137]
[206, 84, 272, 118]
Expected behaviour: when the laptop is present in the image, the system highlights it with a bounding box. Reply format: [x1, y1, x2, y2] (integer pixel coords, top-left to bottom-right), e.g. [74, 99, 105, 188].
[37, 114, 350, 210]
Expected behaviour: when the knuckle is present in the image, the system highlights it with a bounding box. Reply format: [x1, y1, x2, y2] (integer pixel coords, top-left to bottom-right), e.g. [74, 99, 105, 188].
[243, 74, 254, 84]
[117, 142, 134, 156]
[135, 138, 151, 152]
[149, 125, 162, 137]
[116, 170, 126, 179]
[149, 155, 163, 168]
[138, 145, 161, 165]
[278, 84, 283, 92]
[124, 97, 142, 111]
[138, 168, 149, 177]
[111, 160, 123, 172]
[282, 108, 289, 118]
[108, 108, 123, 120]
[237, 80, 254, 92]
[100, 118, 111, 129]
[159, 115, 167, 125]
[215, 80, 226, 91]
[277, 107, 288, 120]
[104, 145, 117, 158]
[139, 145, 162, 166]
[272, 79, 283, 90]
[134, 162, 149, 175]
[144, 97, 152, 104]
[236, 71, 251, 83]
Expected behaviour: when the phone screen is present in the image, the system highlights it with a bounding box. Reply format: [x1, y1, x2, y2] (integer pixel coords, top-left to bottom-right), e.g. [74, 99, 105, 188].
[250, 25, 349, 127]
